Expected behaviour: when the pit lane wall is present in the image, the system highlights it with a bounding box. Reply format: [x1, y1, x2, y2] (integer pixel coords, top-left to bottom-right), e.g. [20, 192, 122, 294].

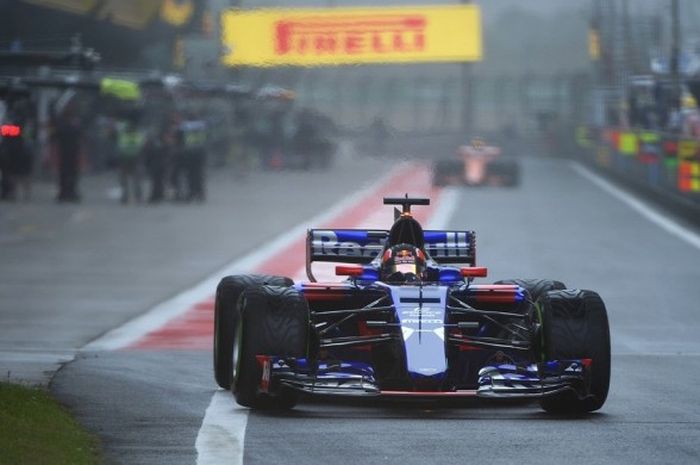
[575, 126, 700, 211]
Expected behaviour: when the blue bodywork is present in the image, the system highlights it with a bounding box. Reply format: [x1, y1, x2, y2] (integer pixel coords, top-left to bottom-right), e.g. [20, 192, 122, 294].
[256, 224, 592, 399]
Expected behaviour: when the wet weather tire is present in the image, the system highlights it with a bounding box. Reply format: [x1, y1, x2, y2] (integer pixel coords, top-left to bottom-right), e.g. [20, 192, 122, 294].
[233, 285, 309, 409]
[538, 289, 611, 413]
[432, 160, 462, 187]
[213, 275, 293, 389]
[488, 159, 520, 187]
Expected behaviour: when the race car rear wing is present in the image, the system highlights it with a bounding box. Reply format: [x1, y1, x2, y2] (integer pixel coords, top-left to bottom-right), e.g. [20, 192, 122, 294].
[306, 229, 476, 281]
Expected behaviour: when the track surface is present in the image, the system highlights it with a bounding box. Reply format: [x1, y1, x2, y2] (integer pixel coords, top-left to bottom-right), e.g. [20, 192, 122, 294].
[9, 155, 700, 463]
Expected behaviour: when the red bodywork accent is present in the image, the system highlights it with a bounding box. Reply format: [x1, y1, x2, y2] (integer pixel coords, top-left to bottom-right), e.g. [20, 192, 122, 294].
[1, 125, 21, 137]
[256, 355, 272, 393]
[458, 344, 483, 352]
[301, 283, 352, 301]
[303, 292, 347, 301]
[460, 266, 488, 278]
[355, 320, 379, 351]
[468, 284, 520, 304]
[336, 265, 364, 277]
[381, 390, 478, 397]
[581, 358, 593, 368]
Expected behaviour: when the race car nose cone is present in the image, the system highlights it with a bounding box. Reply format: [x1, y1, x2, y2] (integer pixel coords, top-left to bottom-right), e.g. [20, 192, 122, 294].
[409, 370, 448, 391]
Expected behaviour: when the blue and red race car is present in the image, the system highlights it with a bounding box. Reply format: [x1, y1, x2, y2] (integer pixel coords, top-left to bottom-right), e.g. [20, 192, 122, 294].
[213, 197, 610, 413]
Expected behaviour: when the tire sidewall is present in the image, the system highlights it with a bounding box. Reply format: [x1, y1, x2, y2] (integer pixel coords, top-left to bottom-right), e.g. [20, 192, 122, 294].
[539, 289, 611, 413]
[213, 274, 293, 390]
[232, 285, 309, 409]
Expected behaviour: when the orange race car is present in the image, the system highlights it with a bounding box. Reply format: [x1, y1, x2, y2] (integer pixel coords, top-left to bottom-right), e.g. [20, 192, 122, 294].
[432, 138, 520, 187]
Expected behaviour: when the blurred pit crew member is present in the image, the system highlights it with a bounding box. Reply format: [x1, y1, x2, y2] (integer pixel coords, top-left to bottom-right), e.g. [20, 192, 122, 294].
[116, 118, 146, 204]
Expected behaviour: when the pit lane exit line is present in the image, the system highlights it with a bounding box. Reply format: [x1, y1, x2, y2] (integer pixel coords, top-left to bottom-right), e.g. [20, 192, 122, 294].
[572, 162, 700, 252]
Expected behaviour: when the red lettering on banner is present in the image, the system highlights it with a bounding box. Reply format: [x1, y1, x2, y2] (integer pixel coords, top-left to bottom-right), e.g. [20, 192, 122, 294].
[275, 15, 428, 56]
[372, 33, 388, 53]
[345, 33, 363, 54]
[314, 34, 337, 53]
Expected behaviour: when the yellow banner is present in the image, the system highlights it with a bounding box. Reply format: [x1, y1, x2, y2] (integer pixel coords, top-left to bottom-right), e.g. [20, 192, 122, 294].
[221, 5, 482, 67]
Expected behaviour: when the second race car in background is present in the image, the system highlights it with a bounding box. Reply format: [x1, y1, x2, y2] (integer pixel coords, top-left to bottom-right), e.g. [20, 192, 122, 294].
[433, 138, 520, 187]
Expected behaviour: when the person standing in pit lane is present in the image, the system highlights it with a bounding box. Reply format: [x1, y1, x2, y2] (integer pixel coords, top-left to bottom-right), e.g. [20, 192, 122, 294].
[53, 110, 83, 203]
[115, 117, 146, 204]
[171, 115, 187, 202]
[180, 116, 207, 202]
[144, 125, 171, 204]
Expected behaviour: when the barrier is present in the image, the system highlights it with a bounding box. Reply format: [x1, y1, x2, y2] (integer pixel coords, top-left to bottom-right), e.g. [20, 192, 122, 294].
[576, 125, 700, 207]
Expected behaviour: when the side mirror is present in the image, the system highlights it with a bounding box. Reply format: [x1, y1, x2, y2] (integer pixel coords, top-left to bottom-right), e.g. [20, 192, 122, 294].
[336, 265, 364, 277]
[460, 267, 488, 278]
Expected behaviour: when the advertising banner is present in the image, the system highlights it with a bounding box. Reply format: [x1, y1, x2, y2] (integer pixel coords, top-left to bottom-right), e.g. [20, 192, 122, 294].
[221, 5, 482, 67]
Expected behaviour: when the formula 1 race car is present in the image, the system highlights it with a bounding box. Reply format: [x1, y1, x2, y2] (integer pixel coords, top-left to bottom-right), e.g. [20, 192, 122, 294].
[433, 139, 520, 187]
[213, 197, 610, 413]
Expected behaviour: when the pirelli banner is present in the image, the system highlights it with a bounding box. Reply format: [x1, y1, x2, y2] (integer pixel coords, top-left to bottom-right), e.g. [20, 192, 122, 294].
[220, 5, 482, 67]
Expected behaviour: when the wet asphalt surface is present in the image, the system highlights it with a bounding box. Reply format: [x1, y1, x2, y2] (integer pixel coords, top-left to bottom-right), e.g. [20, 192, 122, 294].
[5, 154, 700, 464]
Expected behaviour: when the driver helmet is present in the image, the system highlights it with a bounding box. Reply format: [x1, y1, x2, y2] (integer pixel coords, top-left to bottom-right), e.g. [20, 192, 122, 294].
[381, 244, 427, 282]
[471, 137, 486, 150]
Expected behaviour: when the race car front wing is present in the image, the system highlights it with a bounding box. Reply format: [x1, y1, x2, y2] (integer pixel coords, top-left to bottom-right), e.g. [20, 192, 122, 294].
[477, 359, 592, 399]
[256, 356, 593, 400]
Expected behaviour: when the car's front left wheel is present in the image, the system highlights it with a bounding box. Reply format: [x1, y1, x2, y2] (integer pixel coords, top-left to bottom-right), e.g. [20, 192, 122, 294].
[232, 285, 309, 409]
[214, 274, 293, 389]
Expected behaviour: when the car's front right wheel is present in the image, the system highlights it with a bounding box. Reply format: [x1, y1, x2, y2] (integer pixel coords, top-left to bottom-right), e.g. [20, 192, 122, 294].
[537, 289, 611, 413]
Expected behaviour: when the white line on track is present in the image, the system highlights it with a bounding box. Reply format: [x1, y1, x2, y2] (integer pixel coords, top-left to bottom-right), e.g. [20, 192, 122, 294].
[572, 162, 700, 252]
[195, 391, 250, 465]
[427, 187, 459, 230]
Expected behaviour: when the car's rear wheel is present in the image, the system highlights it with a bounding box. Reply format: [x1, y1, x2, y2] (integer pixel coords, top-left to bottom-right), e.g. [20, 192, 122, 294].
[233, 285, 309, 409]
[537, 289, 611, 413]
[488, 159, 520, 187]
[432, 159, 462, 186]
[213, 275, 293, 389]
